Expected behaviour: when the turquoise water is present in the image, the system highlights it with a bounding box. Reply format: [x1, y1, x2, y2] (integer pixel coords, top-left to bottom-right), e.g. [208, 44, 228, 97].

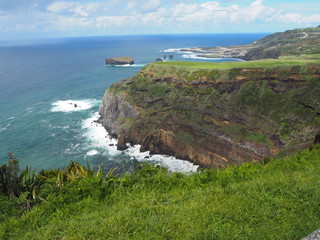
[0, 33, 268, 172]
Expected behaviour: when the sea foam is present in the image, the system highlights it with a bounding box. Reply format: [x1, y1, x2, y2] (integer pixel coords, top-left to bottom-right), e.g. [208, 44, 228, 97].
[106, 64, 147, 68]
[85, 149, 100, 156]
[82, 112, 120, 156]
[82, 112, 199, 173]
[0, 122, 12, 133]
[162, 48, 195, 54]
[0, 117, 15, 133]
[182, 54, 244, 61]
[51, 99, 99, 113]
[124, 145, 199, 173]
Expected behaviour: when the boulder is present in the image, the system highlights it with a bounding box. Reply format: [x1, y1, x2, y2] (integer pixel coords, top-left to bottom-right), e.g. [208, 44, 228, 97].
[156, 58, 163, 62]
[117, 133, 128, 150]
[106, 57, 134, 65]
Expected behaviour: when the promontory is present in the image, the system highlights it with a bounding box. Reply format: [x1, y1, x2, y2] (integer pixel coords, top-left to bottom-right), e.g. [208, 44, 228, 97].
[99, 27, 320, 168]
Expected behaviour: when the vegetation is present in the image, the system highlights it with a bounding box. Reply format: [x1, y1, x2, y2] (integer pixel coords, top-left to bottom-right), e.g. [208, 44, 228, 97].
[249, 27, 320, 57]
[176, 27, 320, 61]
[221, 125, 270, 145]
[154, 57, 320, 69]
[1, 146, 320, 239]
[113, 62, 320, 154]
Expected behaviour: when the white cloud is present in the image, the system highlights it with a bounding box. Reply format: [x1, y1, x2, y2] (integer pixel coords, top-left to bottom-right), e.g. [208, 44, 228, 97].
[43, 0, 320, 32]
[86, 2, 106, 13]
[47, 1, 88, 16]
[127, 1, 137, 10]
[1, 0, 320, 39]
[95, 16, 133, 28]
[274, 12, 320, 24]
[171, 3, 199, 18]
[142, 0, 161, 11]
[47, 1, 89, 17]
[47, 1, 76, 12]
[126, 0, 160, 12]
[200, 2, 222, 11]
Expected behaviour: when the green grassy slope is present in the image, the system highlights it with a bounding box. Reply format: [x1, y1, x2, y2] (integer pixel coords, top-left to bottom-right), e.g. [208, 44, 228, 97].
[155, 55, 320, 69]
[1, 145, 320, 239]
[243, 27, 320, 59]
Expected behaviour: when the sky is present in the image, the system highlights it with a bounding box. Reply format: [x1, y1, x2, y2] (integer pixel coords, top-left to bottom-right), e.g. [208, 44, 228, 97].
[0, 0, 320, 40]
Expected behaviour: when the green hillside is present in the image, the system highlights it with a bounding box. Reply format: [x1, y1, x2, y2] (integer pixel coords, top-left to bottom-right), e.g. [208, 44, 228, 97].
[243, 26, 320, 60]
[1, 146, 320, 239]
[155, 55, 320, 69]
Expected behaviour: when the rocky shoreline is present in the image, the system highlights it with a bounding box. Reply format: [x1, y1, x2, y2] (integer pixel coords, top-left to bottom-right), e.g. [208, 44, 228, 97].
[170, 46, 252, 59]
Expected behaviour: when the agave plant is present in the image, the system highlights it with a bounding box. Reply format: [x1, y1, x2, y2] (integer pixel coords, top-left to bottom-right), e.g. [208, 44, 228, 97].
[19, 165, 37, 200]
[66, 161, 91, 182]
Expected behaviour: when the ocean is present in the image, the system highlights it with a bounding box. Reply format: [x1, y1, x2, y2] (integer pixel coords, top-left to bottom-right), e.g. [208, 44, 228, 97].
[0, 33, 268, 173]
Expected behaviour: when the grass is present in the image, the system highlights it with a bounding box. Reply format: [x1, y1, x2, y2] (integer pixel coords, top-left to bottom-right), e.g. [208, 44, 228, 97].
[1, 146, 320, 239]
[154, 58, 320, 69]
[114, 61, 320, 156]
[222, 125, 270, 145]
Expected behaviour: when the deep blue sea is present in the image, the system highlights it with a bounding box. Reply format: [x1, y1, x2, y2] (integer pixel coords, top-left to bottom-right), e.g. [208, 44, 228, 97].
[0, 33, 268, 172]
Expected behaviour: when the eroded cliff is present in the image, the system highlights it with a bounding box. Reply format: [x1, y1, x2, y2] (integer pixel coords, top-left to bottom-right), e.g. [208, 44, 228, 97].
[99, 62, 320, 168]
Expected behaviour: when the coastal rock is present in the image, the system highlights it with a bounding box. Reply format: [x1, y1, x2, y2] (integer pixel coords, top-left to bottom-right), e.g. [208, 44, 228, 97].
[98, 89, 140, 141]
[117, 133, 128, 150]
[105, 57, 134, 65]
[156, 58, 163, 62]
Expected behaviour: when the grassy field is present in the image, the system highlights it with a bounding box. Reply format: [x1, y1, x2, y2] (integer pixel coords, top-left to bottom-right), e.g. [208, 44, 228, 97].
[154, 56, 320, 69]
[1, 146, 320, 239]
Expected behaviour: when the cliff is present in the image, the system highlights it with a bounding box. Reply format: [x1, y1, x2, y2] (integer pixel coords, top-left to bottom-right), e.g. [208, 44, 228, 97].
[99, 62, 320, 168]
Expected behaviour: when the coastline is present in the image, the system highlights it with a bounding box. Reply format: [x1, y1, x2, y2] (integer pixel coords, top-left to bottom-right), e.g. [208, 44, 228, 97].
[162, 45, 254, 60]
[88, 113, 199, 173]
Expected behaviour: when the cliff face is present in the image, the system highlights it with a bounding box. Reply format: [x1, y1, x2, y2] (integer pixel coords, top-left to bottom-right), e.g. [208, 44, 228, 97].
[99, 63, 320, 168]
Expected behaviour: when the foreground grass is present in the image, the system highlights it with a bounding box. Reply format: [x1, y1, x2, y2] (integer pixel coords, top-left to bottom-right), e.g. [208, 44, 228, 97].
[1, 146, 320, 239]
[155, 57, 320, 69]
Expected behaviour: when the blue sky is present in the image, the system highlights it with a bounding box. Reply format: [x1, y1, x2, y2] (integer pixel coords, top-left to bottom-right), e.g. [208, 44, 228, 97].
[0, 0, 319, 40]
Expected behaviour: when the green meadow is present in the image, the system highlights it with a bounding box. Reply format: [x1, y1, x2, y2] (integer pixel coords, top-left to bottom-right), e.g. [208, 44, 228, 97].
[155, 55, 320, 69]
[1, 145, 320, 239]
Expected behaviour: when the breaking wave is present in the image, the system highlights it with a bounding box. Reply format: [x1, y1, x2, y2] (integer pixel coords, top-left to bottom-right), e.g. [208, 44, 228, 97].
[82, 112, 199, 173]
[82, 112, 120, 156]
[106, 64, 147, 67]
[182, 54, 244, 61]
[0, 116, 16, 133]
[124, 145, 199, 173]
[51, 99, 100, 113]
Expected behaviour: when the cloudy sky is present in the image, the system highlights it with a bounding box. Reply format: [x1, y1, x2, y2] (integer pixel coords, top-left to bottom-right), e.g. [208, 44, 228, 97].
[0, 0, 320, 40]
